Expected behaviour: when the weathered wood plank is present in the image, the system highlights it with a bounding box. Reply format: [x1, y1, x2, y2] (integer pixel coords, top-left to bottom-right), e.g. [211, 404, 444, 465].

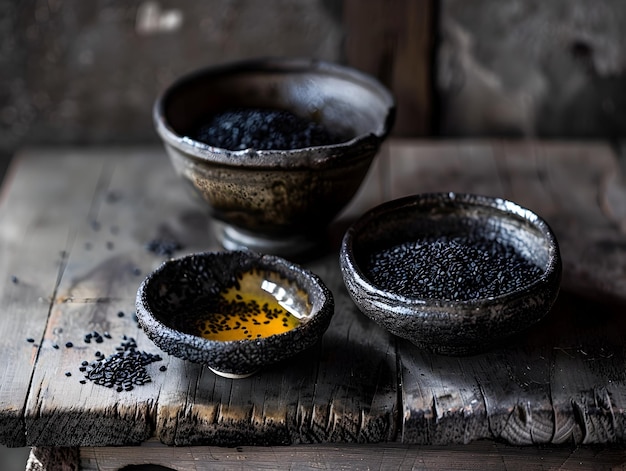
[391, 140, 626, 445]
[541, 142, 626, 301]
[22, 148, 212, 446]
[156, 253, 398, 446]
[0, 150, 106, 446]
[17, 147, 396, 447]
[388, 140, 505, 197]
[3, 141, 626, 451]
[76, 439, 626, 471]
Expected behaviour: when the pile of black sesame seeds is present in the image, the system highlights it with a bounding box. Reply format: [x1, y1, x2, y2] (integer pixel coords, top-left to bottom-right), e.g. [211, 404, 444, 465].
[365, 235, 543, 301]
[25, 311, 167, 392]
[191, 108, 342, 151]
[81, 336, 163, 392]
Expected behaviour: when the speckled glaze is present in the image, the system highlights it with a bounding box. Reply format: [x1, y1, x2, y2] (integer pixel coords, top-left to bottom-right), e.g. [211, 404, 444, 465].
[153, 58, 395, 256]
[136, 251, 334, 378]
[339, 193, 562, 356]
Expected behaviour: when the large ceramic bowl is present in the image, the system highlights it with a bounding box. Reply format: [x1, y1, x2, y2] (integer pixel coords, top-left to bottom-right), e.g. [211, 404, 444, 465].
[136, 251, 334, 378]
[154, 57, 395, 257]
[340, 193, 562, 355]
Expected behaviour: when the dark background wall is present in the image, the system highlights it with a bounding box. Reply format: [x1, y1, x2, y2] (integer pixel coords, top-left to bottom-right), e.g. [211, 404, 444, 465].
[3, 0, 626, 185]
[439, 0, 626, 140]
[0, 0, 345, 181]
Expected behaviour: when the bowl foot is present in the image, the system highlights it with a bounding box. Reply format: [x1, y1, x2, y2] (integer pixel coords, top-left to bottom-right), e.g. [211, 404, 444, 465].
[208, 366, 257, 379]
[214, 221, 320, 258]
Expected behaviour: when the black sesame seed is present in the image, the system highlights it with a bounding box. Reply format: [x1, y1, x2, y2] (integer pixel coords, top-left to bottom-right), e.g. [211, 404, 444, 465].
[26, 338, 35, 343]
[65, 372, 72, 377]
[145, 238, 184, 257]
[159, 365, 167, 372]
[118, 311, 125, 318]
[52, 344, 59, 349]
[365, 235, 543, 301]
[65, 342, 73, 348]
[79, 380, 87, 384]
[192, 108, 342, 151]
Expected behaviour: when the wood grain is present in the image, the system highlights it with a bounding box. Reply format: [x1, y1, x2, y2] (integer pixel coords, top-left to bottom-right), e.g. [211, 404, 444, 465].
[343, 0, 434, 136]
[75, 439, 626, 471]
[0, 150, 106, 446]
[385, 140, 626, 445]
[2, 141, 626, 453]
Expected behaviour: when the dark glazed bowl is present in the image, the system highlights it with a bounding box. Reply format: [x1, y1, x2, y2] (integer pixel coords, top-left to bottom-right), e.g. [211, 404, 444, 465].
[340, 193, 562, 355]
[154, 57, 395, 257]
[136, 251, 334, 378]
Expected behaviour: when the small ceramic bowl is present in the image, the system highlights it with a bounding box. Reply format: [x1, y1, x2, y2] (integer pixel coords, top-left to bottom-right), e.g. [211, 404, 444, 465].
[136, 251, 334, 378]
[154, 57, 395, 257]
[340, 193, 562, 355]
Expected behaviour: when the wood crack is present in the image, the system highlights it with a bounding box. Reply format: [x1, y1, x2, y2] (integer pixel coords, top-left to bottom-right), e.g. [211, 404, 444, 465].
[22, 234, 73, 441]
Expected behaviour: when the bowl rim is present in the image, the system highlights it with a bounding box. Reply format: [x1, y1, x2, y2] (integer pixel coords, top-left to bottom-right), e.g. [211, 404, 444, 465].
[135, 250, 334, 348]
[340, 192, 562, 309]
[153, 57, 396, 167]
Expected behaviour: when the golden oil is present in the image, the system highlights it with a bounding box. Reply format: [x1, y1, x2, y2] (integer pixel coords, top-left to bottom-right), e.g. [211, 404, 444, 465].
[196, 269, 308, 341]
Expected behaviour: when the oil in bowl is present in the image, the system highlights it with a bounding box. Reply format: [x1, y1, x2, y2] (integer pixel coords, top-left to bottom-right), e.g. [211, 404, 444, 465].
[193, 268, 309, 342]
[136, 251, 334, 378]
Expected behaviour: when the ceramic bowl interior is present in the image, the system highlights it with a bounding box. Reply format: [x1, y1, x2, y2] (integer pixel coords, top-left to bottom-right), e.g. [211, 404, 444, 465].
[340, 192, 562, 355]
[153, 57, 395, 257]
[136, 251, 334, 378]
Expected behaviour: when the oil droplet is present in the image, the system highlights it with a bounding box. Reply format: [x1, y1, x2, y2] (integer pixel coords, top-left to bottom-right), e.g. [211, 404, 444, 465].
[196, 269, 309, 341]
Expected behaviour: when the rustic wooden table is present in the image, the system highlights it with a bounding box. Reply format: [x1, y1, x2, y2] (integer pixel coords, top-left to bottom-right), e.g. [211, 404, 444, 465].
[1, 141, 626, 470]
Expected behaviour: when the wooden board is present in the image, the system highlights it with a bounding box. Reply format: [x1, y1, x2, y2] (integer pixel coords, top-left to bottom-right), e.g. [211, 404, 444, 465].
[1, 141, 626, 452]
[381, 140, 626, 445]
[6, 147, 396, 448]
[64, 440, 626, 470]
[0, 151, 107, 447]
